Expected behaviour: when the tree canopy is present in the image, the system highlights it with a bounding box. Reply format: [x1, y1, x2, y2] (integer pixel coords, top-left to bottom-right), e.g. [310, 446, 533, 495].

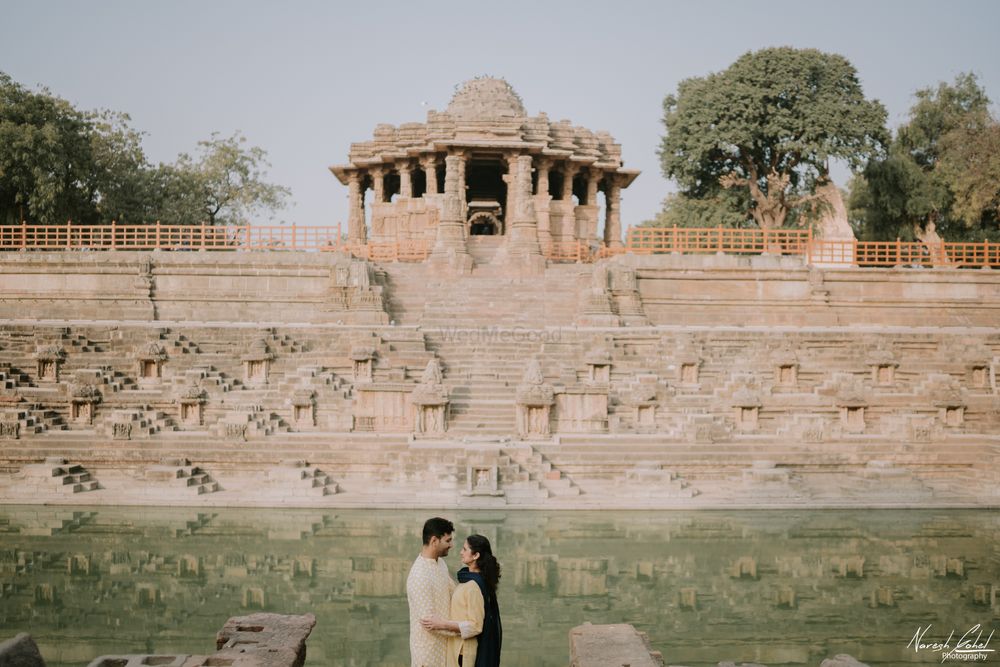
[0, 72, 289, 226]
[655, 47, 887, 230]
[849, 73, 1000, 241]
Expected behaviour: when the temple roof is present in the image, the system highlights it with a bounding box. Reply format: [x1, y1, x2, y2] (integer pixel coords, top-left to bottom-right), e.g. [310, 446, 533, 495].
[330, 78, 640, 187]
[446, 78, 526, 120]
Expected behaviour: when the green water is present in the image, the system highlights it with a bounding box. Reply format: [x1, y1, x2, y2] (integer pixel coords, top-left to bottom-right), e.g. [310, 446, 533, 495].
[0, 506, 997, 666]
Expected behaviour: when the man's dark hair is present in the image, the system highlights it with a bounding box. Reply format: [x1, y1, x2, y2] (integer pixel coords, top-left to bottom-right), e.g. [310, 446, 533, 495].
[422, 517, 454, 545]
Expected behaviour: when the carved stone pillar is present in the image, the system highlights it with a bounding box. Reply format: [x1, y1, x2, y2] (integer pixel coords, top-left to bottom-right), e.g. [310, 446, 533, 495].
[372, 166, 385, 204]
[586, 168, 601, 243]
[562, 164, 579, 241]
[503, 152, 518, 234]
[535, 158, 553, 249]
[421, 156, 438, 196]
[398, 162, 413, 199]
[605, 176, 623, 248]
[586, 169, 599, 207]
[457, 151, 467, 221]
[429, 154, 472, 269]
[347, 172, 366, 243]
[508, 155, 542, 259]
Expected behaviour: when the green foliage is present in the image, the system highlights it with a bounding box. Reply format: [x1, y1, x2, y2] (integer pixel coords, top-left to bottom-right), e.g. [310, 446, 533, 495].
[659, 47, 887, 229]
[174, 133, 290, 226]
[640, 191, 752, 229]
[0, 71, 289, 227]
[850, 73, 1000, 241]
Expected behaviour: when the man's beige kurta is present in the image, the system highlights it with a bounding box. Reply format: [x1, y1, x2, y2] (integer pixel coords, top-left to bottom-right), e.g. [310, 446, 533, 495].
[407, 555, 455, 667]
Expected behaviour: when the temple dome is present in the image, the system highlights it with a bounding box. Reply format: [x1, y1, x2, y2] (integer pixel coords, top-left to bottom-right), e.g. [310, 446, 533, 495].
[446, 77, 526, 120]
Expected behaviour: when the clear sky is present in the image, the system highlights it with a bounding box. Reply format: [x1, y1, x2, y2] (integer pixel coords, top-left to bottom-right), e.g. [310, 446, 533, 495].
[3, 0, 999, 229]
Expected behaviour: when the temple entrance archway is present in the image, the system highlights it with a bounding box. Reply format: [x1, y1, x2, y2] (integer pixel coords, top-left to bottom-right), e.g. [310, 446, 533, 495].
[469, 211, 501, 236]
[466, 157, 507, 236]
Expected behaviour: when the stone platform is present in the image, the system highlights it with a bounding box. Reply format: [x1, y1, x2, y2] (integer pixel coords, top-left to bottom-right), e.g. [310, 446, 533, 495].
[0, 251, 997, 509]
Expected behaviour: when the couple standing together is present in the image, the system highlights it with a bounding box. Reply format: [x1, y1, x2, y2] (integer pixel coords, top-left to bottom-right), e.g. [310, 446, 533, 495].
[406, 517, 503, 667]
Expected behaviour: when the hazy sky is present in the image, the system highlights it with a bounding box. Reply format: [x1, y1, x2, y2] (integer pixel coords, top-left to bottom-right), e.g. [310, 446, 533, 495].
[3, 0, 999, 229]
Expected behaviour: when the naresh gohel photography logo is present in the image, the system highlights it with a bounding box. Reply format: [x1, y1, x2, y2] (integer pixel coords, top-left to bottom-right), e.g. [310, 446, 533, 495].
[908, 624, 995, 663]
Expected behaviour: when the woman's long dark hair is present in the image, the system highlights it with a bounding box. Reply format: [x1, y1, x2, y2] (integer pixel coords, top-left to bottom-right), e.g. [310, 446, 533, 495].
[467, 534, 501, 593]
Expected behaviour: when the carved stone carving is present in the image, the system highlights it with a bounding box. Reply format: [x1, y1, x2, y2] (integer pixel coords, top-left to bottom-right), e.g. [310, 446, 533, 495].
[516, 359, 554, 438]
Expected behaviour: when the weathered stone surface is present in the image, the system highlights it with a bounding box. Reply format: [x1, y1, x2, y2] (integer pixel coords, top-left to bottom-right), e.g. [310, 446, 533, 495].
[215, 613, 316, 667]
[569, 623, 664, 667]
[819, 656, 870, 667]
[0, 633, 45, 667]
[85, 613, 316, 667]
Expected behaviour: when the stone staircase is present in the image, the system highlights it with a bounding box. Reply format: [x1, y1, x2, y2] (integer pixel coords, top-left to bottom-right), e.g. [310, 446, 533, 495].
[504, 443, 581, 497]
[72, 367, 134, 393]
[145, 460, 220, 494]
[267, 461, 339, 497]
[467, 236, 504, 266]
[379, 262, 584, 327]
[423, 337, 529, 437]
[158, 328, 201, 354]
[21, 457, 100, 494]
[0, 363, 32, 389]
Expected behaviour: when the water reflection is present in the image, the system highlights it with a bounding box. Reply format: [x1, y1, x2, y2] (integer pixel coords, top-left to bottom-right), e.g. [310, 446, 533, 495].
[0, 507, 997, 666]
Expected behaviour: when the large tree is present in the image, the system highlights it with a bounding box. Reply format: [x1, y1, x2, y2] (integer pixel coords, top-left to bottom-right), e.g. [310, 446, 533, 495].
[850, 73, 999, 241]
[0, 71, 289, 227]
[658, 47, 887, 229]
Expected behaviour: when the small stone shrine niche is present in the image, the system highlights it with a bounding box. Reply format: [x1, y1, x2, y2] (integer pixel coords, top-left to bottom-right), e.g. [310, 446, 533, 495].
[175, 384, 207, 427]
[466, 464, 500, 496]
[110, 410, 135, 440]
[0, 411, 20, 440]
[241, 339, 273, 386]
[69, 383, 100, 424]
[291, 390, 316, 429]
[34, 345, 65, 383]
[836, 377, 868, 433]
[584, 346, 612, 384]
[866, 344, 898, 387]
[411, 359, 449, 435]
[929, 375, 967, 428]
[515, 359, 554, 439]
[971, 364, 989, 388]
[771, 342, 799, 389]
[350, 345, 377, 383]
[629, 375, 660, 430]
[136, 342, 167, 382]
[732, 377, 762, 431]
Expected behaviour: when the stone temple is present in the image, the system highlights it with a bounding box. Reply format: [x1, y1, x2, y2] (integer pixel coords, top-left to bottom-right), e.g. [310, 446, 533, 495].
[329, 77, 638, 262]
[0, 79, 997, 511]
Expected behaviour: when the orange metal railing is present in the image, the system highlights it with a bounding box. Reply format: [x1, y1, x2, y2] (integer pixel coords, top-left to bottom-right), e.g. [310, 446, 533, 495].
[2, 223, 998, 268]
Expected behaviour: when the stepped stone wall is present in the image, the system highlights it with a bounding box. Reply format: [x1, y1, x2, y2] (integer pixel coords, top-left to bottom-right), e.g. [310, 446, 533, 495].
[0, 250, 998, 508]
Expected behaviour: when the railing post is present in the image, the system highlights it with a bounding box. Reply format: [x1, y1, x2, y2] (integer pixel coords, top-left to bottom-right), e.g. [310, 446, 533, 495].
[154, 221, 161, 249]
[200, 223, 206, 250]
[66, 220, 72, 249]
[21, 221, 27, 250]
[291, 223, 297, 251]
[672, 225, 678, 253]
[984, 239, 990, 267]
[110, 220, 117, 250]
[895, 237, 901, 266]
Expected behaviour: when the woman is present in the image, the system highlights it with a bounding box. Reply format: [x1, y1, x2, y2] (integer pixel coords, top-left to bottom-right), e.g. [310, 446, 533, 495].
[421, 534, 502, 667]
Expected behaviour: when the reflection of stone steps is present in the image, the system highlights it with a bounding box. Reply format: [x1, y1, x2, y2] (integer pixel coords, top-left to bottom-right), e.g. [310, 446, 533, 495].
[21, 457, 100, 494]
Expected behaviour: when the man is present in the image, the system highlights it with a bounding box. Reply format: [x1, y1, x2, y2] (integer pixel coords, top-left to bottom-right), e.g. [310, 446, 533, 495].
[407, 517, 456, 667]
